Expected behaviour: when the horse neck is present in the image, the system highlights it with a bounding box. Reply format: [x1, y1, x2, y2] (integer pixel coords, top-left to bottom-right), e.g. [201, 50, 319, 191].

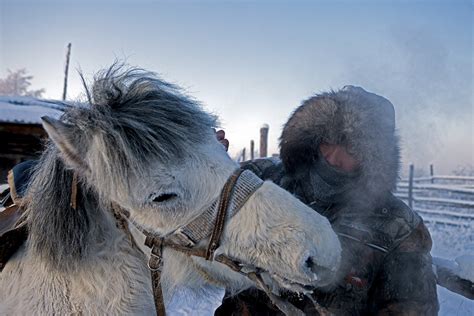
[26, 148, 122, 272]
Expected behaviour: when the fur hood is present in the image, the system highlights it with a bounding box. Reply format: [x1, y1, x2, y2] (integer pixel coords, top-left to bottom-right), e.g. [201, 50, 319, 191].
[280, 86, 400, 204]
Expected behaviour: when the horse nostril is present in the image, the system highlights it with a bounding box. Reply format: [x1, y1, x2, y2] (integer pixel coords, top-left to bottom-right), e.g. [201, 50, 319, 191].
[305, 256, 314, 269]
[305, 256, 332, 276]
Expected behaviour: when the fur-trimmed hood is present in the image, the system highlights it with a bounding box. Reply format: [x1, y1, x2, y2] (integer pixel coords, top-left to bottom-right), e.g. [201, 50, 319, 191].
[280, 86, 400, 205]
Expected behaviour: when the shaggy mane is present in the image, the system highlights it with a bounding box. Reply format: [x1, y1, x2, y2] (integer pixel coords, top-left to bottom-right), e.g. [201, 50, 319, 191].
[61, 64, 219, 197]
[26, 145, 107, 270]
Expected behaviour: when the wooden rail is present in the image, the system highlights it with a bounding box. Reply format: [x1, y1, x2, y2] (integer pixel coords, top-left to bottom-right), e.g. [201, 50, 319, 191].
[396, 164, 474, 227]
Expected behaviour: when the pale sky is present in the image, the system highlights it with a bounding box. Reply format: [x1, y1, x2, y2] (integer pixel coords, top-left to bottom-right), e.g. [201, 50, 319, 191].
[0, 0, 472, 174]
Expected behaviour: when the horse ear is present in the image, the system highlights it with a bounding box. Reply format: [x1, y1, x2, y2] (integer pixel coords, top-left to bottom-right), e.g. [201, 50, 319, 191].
[41, 116, 90, 173]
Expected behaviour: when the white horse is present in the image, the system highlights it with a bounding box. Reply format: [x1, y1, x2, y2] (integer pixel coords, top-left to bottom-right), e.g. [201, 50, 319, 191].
[0, 66, 341, 314]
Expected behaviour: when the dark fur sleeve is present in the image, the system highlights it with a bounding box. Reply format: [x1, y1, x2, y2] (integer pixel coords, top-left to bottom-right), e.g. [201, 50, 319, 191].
[369, 222, 439, 315]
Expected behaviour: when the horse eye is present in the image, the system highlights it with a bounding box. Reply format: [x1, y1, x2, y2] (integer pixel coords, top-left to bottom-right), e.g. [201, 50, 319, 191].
[152, 193, 178, 203]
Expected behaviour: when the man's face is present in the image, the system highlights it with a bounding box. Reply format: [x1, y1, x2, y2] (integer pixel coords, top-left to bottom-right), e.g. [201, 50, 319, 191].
[319, 143, 359, 172]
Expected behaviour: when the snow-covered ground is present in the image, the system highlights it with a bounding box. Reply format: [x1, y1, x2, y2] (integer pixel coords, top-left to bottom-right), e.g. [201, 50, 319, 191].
[397, 178, 473, 315]
[429, 222, 474, 315]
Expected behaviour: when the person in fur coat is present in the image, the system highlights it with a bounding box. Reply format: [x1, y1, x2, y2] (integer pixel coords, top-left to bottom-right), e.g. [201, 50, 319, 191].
[216, 86, 439, 315]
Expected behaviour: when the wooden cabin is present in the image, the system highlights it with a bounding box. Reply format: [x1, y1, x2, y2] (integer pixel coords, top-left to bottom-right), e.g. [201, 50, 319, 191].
[0, 96, 64, 183]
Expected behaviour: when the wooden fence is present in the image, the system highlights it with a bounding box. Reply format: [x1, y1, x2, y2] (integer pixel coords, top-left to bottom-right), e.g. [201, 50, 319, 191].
[395, 164, 474, 227]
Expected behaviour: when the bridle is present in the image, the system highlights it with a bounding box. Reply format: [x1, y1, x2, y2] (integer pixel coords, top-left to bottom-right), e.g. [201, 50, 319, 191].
[131, 168, 330, 316]
[141, 168, 270, 316]
[68, 168, 331, 315]
[141, 168, 253, 315]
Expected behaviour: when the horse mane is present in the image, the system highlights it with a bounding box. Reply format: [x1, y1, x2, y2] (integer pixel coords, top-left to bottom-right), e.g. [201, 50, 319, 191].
[26, 144, 113, 271]
[86, 63, 218, 161]
[63, 63, 219, 198]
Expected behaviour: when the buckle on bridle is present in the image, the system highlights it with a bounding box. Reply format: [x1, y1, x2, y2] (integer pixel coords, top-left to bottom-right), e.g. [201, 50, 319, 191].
[148, 253, 163, 272]
[146, 236, 164, 271]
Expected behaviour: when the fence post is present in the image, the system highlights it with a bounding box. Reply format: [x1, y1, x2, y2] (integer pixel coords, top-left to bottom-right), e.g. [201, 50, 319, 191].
[250, 140, 255, 160]
[259, 124, 269, 158]
[430, 164, 434, 183]
[408, 164, 414, 208]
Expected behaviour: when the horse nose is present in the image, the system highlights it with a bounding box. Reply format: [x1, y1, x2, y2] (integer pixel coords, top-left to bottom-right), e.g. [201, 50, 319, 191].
[305, 256, 335, 282]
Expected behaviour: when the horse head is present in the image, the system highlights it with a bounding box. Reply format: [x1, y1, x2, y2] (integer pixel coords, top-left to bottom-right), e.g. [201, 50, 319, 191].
[41, 65, 341, 300]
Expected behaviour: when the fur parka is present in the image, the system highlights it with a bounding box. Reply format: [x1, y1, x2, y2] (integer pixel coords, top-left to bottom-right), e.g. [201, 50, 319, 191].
[216, 86, 438, 316]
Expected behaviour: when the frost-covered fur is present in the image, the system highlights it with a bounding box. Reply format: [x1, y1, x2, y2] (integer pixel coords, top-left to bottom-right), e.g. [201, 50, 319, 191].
[0, 65, 341, 314]
[280, 85, 400, 206]
[0, 148, 154, 314]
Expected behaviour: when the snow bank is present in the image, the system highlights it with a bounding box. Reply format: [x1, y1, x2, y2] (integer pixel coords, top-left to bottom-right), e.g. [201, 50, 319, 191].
[456, 254, 474, 283]
[430, 222, 474, 315]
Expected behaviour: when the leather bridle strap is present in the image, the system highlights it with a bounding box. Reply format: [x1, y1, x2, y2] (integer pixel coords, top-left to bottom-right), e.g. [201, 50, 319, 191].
[205, 168, 243, 260]
[145, 235, 166, 316]
[70, 172, 78, 210]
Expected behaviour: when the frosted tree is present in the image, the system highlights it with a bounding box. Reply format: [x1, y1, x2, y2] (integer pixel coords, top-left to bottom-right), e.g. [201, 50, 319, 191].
[452, 164, 474, 176]
[0, 69, 45, 97]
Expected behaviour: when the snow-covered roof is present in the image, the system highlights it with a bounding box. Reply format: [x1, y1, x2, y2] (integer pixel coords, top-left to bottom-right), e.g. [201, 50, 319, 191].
[0, 95, 67, 124]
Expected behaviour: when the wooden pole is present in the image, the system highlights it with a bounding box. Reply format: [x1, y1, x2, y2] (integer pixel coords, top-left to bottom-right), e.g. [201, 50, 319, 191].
[259, 124, 269, 158]
[430, 164, 434, 183]
[250, 140, 255, 160]
[408, 164, 414, 208]
[62, 43, 72, 101]
[242, 148, 246, 162]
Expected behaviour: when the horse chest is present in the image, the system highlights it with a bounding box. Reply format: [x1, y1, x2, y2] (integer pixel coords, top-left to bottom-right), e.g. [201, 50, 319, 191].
[68, 255, 155, 314]
[0, 241, 155, 315]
